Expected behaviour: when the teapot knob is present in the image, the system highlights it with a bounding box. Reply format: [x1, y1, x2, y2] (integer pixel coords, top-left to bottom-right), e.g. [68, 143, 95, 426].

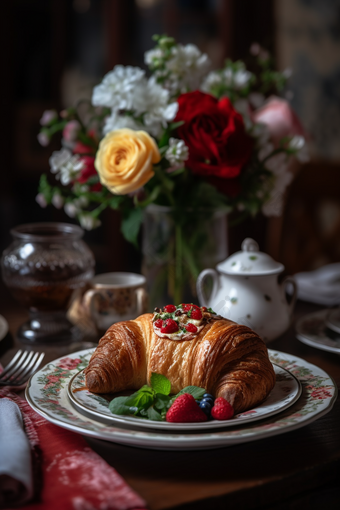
[241, 238, 259, 252]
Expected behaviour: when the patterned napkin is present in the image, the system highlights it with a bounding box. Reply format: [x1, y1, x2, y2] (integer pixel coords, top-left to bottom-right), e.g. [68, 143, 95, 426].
[0, 388, 147, 510]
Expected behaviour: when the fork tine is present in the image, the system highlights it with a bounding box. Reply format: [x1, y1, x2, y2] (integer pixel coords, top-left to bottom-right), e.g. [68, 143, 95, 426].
[0, 351, 31, 382]
[14, 351, 40, 382]
[16, 352, 45, 385]
[5, 351, 35, 383]
[0, 350, 23, 377]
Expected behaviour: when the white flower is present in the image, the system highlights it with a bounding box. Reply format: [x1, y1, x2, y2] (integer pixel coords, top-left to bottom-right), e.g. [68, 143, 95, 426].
[165, 44, 211, 93]
[51, 193, 64, 209]
[64, 202, 79, 218]
[288, 135, 309, 162]
[165, 138, 189, 167]
[132, 77, 178, 136]
[49, 148, 84, 185]
[103, 111, 143, 135]
[35, 193, 47, 208]
[201, 71, 222, 92]
[92, 65, 145, 111]
[144, 48, 164, 66]
[79, 213, 101, 230]
[40, 109, 57, 126]
[233, 69, 253, 89]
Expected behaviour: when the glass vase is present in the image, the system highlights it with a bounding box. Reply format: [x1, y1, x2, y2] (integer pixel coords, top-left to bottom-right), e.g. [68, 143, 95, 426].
[1, 222, 95, 344]
[142, 205, 228, 309]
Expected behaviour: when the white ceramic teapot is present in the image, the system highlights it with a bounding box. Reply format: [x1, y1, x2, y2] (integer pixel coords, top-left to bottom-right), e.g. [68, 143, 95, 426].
[196, 238, 297, 342]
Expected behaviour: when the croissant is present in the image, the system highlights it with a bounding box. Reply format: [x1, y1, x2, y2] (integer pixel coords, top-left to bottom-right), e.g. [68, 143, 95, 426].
[85, 312, 275, 414]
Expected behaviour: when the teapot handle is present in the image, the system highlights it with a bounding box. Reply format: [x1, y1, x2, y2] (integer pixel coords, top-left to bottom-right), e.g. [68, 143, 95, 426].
[196, 269, 219, 307]
[282, 276, 297, 317]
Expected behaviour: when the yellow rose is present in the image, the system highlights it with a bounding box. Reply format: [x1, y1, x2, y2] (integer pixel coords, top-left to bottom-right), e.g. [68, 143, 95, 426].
[94, 128, 161, 195]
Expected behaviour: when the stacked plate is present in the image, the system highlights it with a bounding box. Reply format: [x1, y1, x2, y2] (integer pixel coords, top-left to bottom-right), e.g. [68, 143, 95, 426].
[26, 348, 337, 450]
[296, 308, 340, 355]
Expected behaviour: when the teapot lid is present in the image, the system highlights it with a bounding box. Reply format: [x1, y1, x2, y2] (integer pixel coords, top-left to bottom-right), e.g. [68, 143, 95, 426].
[216, 238, 284, 276]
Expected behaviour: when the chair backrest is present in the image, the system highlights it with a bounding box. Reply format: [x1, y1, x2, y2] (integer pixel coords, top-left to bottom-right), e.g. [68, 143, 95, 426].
[266, 162, 340, 275]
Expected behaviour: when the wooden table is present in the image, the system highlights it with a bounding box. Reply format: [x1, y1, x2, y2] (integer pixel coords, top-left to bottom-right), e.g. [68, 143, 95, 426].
[1, 299, 340, 510]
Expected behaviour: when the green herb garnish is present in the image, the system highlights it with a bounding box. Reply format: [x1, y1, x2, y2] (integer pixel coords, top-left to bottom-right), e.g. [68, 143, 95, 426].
[109, 373, 206, 422]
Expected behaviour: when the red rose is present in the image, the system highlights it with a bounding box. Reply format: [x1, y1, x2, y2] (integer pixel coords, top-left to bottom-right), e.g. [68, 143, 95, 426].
[77, 156, 102, 192]
[175, 91, 253, 179]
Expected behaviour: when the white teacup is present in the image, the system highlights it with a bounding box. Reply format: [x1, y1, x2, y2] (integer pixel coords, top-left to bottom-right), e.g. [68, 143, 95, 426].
[82, 272, 148, 332]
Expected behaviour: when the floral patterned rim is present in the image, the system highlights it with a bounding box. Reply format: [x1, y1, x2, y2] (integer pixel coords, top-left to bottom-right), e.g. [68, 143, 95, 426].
[67, 364, 302, 431]
[25, 349, 338, 451]
[296, 309, 340, 354]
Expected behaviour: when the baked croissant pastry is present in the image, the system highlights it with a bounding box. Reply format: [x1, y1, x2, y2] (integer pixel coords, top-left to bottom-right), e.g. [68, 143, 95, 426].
[85, 305, 275, 414]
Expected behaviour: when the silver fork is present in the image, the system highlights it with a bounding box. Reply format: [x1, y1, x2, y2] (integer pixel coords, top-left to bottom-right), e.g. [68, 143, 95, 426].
[0, 350, 45, 386]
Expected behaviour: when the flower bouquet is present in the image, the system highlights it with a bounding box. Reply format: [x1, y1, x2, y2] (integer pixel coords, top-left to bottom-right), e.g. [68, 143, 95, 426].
[37, 35, 307, 306]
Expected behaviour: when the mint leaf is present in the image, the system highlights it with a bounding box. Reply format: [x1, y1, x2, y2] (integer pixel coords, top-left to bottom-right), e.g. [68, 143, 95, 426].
[147, 406, 163, 421]
[150, 373, 171, 395]
[138, 385, 155, 396]
[175, 386, 206, 400]
[154, 393, 171, 412]
[207, 308, 216, 314]
[125, 391, 154, 410]
[109, 396, 131, 415]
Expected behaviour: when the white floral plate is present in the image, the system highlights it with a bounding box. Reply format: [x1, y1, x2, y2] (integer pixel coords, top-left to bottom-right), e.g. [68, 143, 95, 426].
[26, 349, 337, 451]
[67, 364, 301, 431]
[296, 309, 340, 354]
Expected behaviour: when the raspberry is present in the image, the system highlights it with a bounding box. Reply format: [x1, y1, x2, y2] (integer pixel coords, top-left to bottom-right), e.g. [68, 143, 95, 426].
[166, 393, 208, 423]
[185, 323, 198, 333]
[161, 318, 179, 334]
[202, 306, 207, 312]
[211, 397, 234, 420]
[154, 319, 163, 328]
[190, 309, 202, 320]
[164, 304, 176, 313]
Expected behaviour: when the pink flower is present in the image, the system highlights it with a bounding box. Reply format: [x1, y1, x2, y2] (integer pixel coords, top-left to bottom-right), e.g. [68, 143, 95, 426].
[58, 358, 81, 370]
[63, 120, 81, 143]
[37, 132, 50, 147]
[47, 375, 60, 383]
[40, 109, 57, 126]
[310, 388, 332, 400]
[252, 96, 305, 146]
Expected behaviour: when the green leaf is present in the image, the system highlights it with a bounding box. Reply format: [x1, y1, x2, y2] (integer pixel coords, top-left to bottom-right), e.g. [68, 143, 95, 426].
[150, 373, 171, 395]
[147, 406, 163, 421]
[125, 391, 154, 410]
[175, 386, 206, 400]
[109, 396, 131, 415]
[109, 195, 124, 209]
[154, 393, 171, 411]
[121, 207, 143, 248]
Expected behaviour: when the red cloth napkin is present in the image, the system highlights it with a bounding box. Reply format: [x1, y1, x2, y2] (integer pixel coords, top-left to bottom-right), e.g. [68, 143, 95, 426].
[0, 388, 147, 510]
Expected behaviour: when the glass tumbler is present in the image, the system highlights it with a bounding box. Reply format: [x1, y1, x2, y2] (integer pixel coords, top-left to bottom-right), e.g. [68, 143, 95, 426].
[1, 222, 95, 344]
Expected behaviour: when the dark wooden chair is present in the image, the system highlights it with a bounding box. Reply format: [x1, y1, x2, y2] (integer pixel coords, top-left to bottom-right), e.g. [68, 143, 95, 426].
[266, 161, 340, 275]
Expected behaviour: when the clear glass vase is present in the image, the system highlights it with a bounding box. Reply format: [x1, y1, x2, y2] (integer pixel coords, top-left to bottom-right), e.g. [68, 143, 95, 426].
[1, 222, 95, 344]
[142, 205, 228, 309]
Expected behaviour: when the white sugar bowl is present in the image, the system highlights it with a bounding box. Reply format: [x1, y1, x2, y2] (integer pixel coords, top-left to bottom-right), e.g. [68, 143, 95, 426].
[196, 238, 297, 342]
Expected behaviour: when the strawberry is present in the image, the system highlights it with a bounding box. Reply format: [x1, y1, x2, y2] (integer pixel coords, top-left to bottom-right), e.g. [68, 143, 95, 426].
[211, 397, 234, 420]
[190, 308, 202, 320]
[154, 319, 163, 328]
[166, 394, 208, 423]
[181, 303, 199, 312]
[185, 323, 198, 333]
[164, 304, 176, 313]
[161, 318, 179, 334]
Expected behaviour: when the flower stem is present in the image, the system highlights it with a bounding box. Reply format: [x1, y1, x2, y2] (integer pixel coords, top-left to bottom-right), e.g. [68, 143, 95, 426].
[174, 224, 183, 304]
